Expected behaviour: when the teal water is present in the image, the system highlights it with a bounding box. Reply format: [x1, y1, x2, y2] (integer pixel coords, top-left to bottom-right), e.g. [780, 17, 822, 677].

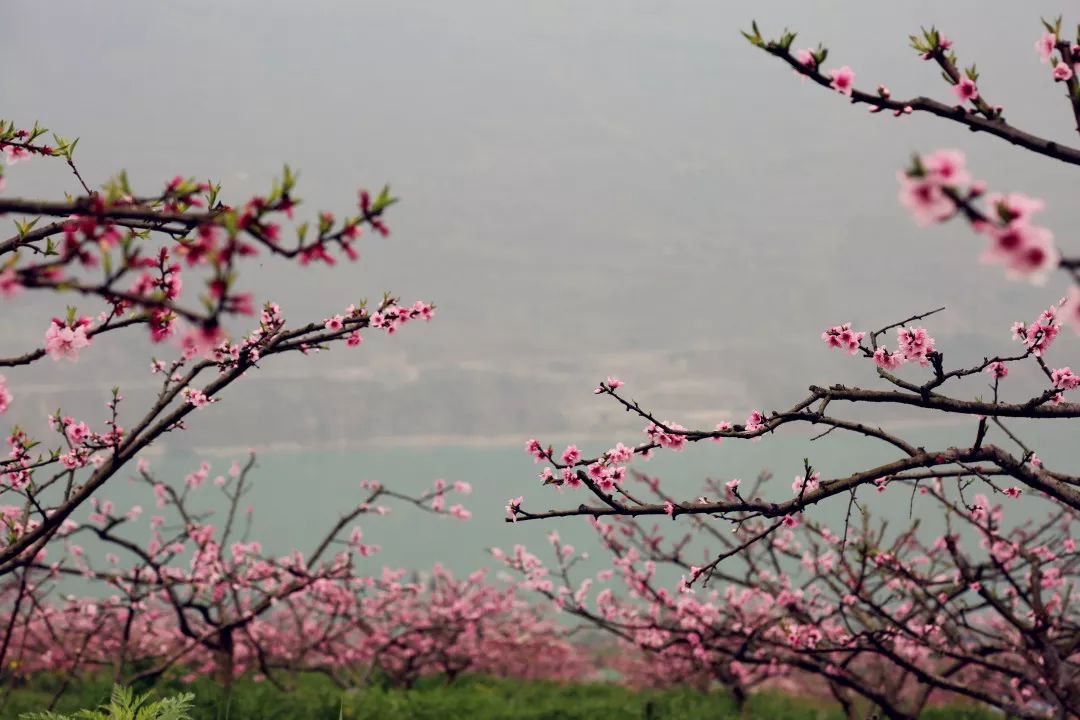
[76, 419, 1076, 585]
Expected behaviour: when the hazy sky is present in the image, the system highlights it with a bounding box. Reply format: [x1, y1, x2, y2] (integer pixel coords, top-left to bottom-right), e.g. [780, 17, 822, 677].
[3, 0, 1078, 454]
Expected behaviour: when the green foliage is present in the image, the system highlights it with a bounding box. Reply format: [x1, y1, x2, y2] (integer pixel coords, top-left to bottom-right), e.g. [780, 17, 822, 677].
[739, 21, 800, 54]
[3, 675, 999, 720]
[19, 685, 193, 720]
[741, 20, 766, 48]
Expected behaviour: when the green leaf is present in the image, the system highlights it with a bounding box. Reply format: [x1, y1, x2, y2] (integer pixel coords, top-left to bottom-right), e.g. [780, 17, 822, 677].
[208, 181, 221, 208]
[372, 185, 397, 213]
[740, 19, 764, 47]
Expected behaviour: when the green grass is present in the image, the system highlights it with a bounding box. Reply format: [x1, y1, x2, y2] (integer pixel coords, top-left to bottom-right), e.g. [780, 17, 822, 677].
[1, 674, 997, 720]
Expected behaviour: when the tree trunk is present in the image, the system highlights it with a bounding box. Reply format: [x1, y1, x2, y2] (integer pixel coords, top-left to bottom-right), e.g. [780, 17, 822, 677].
[214, 629, 235, 692]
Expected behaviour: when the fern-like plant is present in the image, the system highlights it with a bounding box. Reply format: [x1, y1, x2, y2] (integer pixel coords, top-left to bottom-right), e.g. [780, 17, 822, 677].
[21, 685, 194, 720]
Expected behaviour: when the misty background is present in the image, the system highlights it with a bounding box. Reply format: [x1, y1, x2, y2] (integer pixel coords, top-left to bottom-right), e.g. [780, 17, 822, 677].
[1, 0, 1077, 573]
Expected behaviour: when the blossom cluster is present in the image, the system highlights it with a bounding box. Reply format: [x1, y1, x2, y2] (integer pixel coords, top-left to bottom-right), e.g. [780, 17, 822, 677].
[899, 150, 1061, 284]
[1035, 29, 1080, 82]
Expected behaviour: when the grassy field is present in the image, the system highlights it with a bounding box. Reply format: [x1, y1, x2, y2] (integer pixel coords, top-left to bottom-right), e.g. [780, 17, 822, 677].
[1, 674, 998, 720]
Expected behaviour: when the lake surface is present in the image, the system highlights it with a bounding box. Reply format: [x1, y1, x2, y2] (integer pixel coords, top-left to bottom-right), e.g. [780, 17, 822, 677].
[81, 419, 1074, 585]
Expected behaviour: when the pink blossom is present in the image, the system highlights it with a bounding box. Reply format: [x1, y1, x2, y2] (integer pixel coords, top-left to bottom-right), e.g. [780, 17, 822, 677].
[828, 66, 855, 96]
[1036, 32, 1057, 64]
[795, 49, 816, 70]
[181, 387, 212, 407]
[179, 326, 223, 360]
[821, 323, 864, 355]
[970, 494, 991, 522]
[725, 478, 741, 499]
[607, 442, 633, 463]
[324, 315, 344, 331]
[595, 472, 616, 494]
[346, 332, 362, 347]
[782, 514, 801, 529]
[3, 146, 29, 164]
[647, 421, 687, 451]
[525, 438, 545, 462]
[1014, 307, 1062, 355]
[1051, 367, 1080, 391]
[989, 192, 1046, 222]
[185, 462, 210, 489]
[897, 174, 955, 226]
[663, 500, 676, 518]
[712, 421, 732, 443]
[606, 376, 623, 390]
[923, 150, 971, 187]
[0, 268, 22, 298]
[897, 327, 935, 366]
[45, 318, 92, 362]
[0, 375, 10, 415]
[1003, 487, 1022, 499]
[873, 347, 904, 371]
[744, 410, 766, 433]
[153, 481, 167, 509]
[982, 220, 1039, 263]
[560, 445, 580, 465]
[951, 77, 978, 103]
[792, 473, 821, 496]
[982, 223, 1059, 283]
[65, 421, 90, 446]
[986, 361, 1008, 379]
[1053, 61, 1074, 81]
[1064, 285, 1080, 334]
[506, 496, 523, 521]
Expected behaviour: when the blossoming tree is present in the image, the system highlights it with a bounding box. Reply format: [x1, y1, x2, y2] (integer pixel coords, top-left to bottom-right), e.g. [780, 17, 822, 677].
[0, 118, 586, 708]
[508, 16, 1080, 719]
[0, 118, 433, 578]
[0, 455, 582, 707]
